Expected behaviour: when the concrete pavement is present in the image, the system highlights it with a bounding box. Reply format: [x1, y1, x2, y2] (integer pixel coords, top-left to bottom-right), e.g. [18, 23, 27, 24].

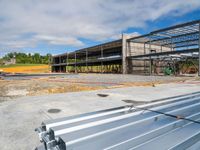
[0, 82, 200, 150]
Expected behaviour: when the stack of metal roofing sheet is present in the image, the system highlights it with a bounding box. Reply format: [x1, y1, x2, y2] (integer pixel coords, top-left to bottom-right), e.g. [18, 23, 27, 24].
[35, 92, 200, 150]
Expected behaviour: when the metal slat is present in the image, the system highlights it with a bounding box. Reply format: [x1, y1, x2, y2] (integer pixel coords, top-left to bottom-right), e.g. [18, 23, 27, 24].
[51, 96, 200, 138]
[44, 106, 131, 130]
[58, 102, 200, 150]
[35, 92, 200, 150]
[43, 92, 200, 131]
[43, 93, 200, 137]
[107, 112, 200, 150]
[50, 96, 200, 140]
[56, 100, 200, 144]
[133, 121, 200, 150]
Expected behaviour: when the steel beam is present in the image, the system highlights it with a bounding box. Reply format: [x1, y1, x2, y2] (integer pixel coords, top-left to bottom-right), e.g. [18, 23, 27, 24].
[162, 38, 199, 47]
[149, 31, 199, 45]
[127, 21, 199, 42]
[75, 52, 77, 73]
[128, 48, 199, 59]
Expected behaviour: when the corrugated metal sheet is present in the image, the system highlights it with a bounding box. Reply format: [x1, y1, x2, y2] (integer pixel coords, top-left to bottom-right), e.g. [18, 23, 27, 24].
[35, 92, 200, 150]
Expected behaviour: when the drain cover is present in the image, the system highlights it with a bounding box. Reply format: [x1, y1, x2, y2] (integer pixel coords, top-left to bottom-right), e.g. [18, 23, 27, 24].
[48, 108, 61, 113]
[97, 94, 109, 97]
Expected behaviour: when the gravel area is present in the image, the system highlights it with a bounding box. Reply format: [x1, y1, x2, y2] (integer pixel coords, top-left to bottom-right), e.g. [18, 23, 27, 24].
[69, 74, 191, 83]
[4, 73, 192, 82]
[0, 74, 195, 102]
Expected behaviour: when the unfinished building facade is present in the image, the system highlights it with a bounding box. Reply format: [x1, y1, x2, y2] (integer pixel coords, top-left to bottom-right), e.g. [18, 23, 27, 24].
[51, 40, 122, 73]
[51, 20, 200, 76]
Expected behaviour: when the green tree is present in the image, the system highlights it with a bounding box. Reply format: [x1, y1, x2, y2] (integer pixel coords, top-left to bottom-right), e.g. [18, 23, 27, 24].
[2, 52, 51, 64]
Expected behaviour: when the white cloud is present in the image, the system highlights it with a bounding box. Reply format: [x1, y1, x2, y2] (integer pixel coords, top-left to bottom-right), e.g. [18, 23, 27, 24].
[0, 0, 200, 54]
[34, 35, 84, 46]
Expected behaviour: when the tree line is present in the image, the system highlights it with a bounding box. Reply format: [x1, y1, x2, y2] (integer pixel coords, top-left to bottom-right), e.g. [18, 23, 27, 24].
[1, 52, 52, 64]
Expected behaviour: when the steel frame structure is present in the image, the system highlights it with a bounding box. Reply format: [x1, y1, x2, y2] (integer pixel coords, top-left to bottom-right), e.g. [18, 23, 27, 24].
[51, 40, 122, 73]
[127, 20, 200, 76]
[51, 20, 200, 75]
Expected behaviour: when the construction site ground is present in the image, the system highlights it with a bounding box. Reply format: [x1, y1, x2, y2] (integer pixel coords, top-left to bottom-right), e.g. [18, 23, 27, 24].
[0, 73, 195, 102]
[0, 73, 200, 149]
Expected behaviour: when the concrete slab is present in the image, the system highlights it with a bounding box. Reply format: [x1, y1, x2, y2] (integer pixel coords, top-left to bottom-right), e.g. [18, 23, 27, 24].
[0, 82, 200, 150]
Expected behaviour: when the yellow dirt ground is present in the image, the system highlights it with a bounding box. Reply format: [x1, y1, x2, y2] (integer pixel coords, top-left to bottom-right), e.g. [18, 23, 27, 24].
[0, 79, 104, 98]
[1, 65, 50, 73]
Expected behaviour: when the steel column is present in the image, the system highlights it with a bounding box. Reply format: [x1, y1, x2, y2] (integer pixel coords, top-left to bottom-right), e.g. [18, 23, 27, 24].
[86, 49, 88, 73]
[199, 23, 200, 76]
[75, 52, 77, 73]
[149, 35, 152, 75]
[122, 34, 128, 74]
[66, 53, 68, 73]
[101, 45, 103, 73]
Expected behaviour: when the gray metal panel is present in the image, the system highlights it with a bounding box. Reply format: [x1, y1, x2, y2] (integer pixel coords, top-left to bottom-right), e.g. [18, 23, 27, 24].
[35, 92, 200, 150]
[43, 105, 129, 125]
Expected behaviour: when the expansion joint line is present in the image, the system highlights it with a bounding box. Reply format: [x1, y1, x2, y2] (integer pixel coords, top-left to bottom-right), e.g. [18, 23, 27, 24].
[130, 105, 200, 125]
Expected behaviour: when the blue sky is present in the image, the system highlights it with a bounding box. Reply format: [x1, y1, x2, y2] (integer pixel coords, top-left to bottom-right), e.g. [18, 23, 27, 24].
[0, 0, 200, 57]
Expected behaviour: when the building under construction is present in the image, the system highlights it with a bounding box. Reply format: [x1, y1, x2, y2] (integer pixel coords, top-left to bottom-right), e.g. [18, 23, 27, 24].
[51, 20, 200, 76]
